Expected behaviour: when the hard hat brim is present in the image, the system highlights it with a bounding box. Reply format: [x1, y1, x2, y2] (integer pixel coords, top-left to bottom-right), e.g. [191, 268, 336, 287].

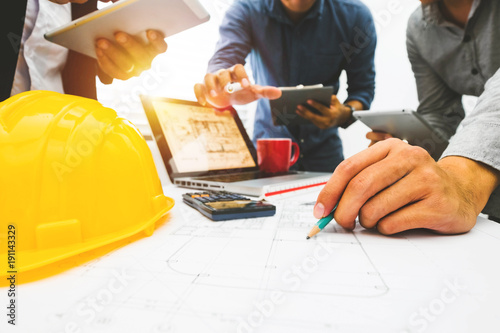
[0, 196, 174, 281]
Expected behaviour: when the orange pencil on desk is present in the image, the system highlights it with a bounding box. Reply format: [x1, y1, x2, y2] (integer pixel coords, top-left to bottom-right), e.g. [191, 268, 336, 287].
[306, 204, 338, 239]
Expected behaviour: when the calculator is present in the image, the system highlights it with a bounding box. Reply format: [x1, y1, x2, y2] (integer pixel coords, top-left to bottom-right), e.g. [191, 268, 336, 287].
[182, 191, 276, 221]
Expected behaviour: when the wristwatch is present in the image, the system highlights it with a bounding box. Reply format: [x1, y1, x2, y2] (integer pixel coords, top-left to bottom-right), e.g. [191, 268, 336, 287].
[341, 103, 356, 129]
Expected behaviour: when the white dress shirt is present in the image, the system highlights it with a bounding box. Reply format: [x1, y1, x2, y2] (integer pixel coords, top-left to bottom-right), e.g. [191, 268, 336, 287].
[10, 0, 71, 96]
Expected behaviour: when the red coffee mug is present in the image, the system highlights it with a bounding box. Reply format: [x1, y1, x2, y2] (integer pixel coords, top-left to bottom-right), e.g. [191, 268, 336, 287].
[257, 138, 300, 173]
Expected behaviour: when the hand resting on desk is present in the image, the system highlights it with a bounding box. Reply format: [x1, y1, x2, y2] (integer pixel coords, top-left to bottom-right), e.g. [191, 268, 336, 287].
[314, 138, 500, 235]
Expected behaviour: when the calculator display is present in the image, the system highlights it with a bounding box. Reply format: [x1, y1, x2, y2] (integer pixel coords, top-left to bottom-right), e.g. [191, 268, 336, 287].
[206, 200, 259, 210]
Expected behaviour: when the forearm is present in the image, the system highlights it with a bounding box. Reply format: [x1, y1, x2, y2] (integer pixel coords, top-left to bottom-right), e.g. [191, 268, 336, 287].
[345, 100, 363, 111]
[208, 56, 244, 74]
[207, 2, 252, 74]
[340, 99, 364, 128]
[440, 69, 500, 217]
[438, 156, 500, 215]
[344, 7, 376, 110]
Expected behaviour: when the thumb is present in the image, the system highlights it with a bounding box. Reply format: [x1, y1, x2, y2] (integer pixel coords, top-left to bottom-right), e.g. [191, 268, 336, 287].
[194, 83, 207, 106]
[330, 95, 340, 105]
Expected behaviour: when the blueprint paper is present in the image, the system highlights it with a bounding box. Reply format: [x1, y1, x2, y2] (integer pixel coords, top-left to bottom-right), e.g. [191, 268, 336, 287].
[2, 188, 500, 333]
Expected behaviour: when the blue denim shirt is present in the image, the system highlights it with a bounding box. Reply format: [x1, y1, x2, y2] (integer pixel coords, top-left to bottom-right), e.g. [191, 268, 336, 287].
[208, 0, 376, 172]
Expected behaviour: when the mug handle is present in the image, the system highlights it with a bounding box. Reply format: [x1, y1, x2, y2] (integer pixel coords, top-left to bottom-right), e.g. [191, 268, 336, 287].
[290, 142, 300, 167]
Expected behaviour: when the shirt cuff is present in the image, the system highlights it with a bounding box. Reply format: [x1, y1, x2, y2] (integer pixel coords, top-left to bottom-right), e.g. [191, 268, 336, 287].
[442, 122, 500, 172]
[441, 122, 500, 218]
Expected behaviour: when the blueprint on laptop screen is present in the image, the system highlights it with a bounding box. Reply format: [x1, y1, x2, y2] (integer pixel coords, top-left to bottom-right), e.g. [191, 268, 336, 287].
[153, 101, 255, 173]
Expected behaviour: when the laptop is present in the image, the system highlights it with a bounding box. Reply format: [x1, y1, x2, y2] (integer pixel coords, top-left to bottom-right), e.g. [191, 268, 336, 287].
[141, 96, 331, 197]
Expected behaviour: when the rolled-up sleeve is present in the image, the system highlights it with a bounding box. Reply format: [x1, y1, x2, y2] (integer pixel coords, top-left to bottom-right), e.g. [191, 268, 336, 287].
[344, 6, 376, 110]
[441, 69, 500, 217]
[207, 0, 253, 74]
[406, 22, 465, 140]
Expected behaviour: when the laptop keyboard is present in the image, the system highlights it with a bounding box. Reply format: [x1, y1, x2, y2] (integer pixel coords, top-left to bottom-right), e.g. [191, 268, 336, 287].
[193, 171, 297, 183]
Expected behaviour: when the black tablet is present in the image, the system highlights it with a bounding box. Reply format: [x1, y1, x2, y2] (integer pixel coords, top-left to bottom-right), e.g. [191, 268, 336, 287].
[270, 85, 334, 126]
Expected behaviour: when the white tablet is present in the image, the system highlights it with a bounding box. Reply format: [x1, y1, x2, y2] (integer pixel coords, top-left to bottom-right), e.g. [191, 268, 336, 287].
[44, 0, 210, 58]
[353, 109, 449, 159]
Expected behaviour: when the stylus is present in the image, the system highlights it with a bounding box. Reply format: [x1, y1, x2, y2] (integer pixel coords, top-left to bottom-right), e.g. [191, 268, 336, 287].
[225, 82, 243, 94]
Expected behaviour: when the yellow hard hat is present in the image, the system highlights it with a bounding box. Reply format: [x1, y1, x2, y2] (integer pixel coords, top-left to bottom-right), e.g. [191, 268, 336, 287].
[0, 91, 174, 279]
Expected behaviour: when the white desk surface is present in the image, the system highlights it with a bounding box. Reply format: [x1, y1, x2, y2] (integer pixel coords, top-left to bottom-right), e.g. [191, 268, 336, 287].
[3, 142, 500, 333]
[2, 183, 500, 333]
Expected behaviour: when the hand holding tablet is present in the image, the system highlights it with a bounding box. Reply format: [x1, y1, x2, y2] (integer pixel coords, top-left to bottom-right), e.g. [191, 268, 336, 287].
[45, 0, 209, 81]
[95, 29, 167, 80]
[295, 94, 354, 129]
[270, 84, 334, 127]
[45, 0, 209, 58]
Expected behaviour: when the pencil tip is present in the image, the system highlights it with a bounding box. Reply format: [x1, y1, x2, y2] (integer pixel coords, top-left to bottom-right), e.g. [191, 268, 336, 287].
[306, 236, 310, 240]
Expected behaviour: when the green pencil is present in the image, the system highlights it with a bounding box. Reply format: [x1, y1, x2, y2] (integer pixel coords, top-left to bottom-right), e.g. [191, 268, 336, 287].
[306, 204, 338, 239]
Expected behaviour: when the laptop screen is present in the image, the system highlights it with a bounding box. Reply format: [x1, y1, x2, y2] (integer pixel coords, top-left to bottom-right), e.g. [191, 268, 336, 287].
[142, 96, 259, 180]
